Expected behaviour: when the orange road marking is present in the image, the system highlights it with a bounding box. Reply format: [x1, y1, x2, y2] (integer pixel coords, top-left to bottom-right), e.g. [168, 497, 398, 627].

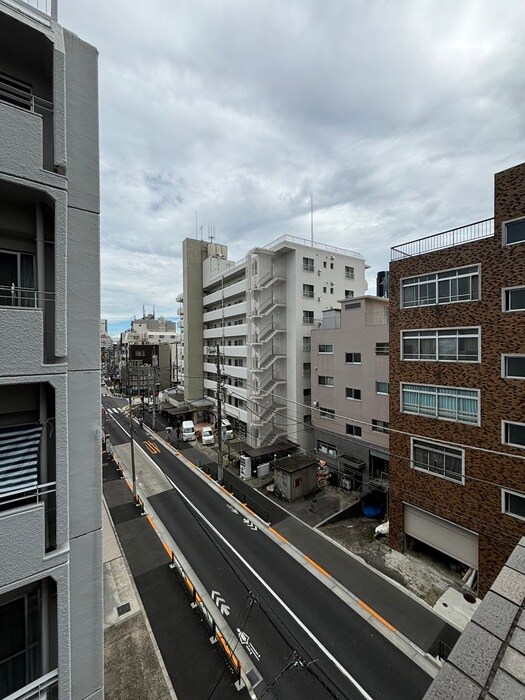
[125, 479, 132, 491]
[162, 541, 172, 557]
[146, 515, 157, 530]
[304, 555, 330, 578]
[358, 599, 396, 632]
[242, 504, 256, 517]
[269, 527, 289, 544]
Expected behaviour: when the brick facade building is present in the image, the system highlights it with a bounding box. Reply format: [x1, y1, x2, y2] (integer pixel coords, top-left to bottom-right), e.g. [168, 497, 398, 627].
[389, 162, 525, 597]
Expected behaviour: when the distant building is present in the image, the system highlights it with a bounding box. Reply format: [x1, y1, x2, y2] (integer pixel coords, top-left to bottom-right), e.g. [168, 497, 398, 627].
[389, 162, 525, 597]
[0, 2, 102, 698]
[311, 296, 389, 493]
[180, 235, 368, 448]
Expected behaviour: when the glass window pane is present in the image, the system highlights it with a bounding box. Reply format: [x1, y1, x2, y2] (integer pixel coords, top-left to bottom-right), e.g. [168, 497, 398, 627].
[506, 219, 525, 245]
[506, 356, 525, 378]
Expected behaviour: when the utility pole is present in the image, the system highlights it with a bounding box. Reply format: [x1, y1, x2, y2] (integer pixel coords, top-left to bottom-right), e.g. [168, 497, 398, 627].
[125, 345, 138, 502]
[215, 344, 225, 484]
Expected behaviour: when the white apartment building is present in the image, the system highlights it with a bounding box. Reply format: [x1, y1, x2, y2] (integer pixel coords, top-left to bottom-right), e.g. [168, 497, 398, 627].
[0, 2, 102, 698]
[311, 296, 389, 492]
[181, 235, 368, 448]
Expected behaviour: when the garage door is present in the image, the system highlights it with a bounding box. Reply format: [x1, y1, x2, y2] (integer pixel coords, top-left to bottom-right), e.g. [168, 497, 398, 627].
[404, 504, 478, 568]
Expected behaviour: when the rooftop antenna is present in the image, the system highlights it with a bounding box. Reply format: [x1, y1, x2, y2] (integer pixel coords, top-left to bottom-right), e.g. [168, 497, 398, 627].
[142, 304, 145, 318]
[199, 225, 204, 240]
[195, 210, 198, 239]
[310, 192, 314, 244]
[209, 226, 215, 243]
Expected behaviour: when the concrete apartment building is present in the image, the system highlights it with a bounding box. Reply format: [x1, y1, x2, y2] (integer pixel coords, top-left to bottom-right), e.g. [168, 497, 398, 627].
[389, 162, 525, 597]
[0, 2, 102, 698]
[181, 235, 368, 448]
[311, 295, 389, 492]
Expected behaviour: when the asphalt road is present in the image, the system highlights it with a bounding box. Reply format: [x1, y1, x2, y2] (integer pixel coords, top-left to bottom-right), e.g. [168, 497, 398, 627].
[104, 395, 435, 700]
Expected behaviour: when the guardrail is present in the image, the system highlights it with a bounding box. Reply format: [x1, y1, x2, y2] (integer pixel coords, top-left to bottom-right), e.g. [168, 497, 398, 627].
[391, 218, 494, 260]
[4, 668, 58, 700]
[0, 284, 55, 309]
[5, 0, 57, 20]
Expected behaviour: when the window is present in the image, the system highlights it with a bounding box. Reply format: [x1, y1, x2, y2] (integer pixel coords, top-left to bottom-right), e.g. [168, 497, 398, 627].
[323, 261, 327, 268]
[345, 352, 361, 364]
[402, 328, 480, 362]
[401, 383, 479, 424]
[318, 344, 333, 354]
[401, 265, 479, 308]
[504, 217, 525, 246]
[303, 362, 311, 378]
[376, 381, 389, 394]
[345, 290, 353, 299]
[330, 288, 334, 294]
[303, 257, 314, 272]
[345, 266, 354, 279]
[318, 441, 337, 457]
[303, 414, 311, 425]
[376, 342, 389, 355]
[372, 419, 389, 434]
[303, 310, 314, 325]
[346, 424, 362, 437]
[319, 407, 335, 420]
[0, 251, 36, 307]
[302, 336, 311, 352]
[323, 286, 327, 293]
[502, 489, 525, 520]
[345, 302, 361, 310]
[503, 286, 525, 311]
[411, 438, 464, 483]
[330, 262, 334, 270]
[318, 376, 334, 386]
[303, 388, 311, 404]
[503, 355, 525, 379]
[303, 283, 314, 299]
[502, 421, 525, 448]
[345, 387, 361, 400]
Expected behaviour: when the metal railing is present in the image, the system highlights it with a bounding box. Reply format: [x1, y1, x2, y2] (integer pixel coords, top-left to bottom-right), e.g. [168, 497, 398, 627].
[263, 234, 366, 261]
[4, 669, 58, 700]
[0, 284, 55, 309]
[391, 218, 494, 260]
[0, 72, 53, 114]
[4, 0, 57, 20]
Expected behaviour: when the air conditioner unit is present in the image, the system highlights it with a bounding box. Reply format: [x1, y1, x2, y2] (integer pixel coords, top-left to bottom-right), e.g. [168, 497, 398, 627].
[330, 255, 335, 260]
[317, 297, 321, 301]
[313, 401, 320, 407]
[330, 281, 334, 286]
[317, 270, 321, 275]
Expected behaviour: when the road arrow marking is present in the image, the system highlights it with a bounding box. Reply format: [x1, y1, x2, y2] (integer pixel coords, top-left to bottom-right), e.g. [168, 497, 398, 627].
[227, 503, 239, 515]
[243, 518, 257, 531]
[211, 590, 231, 617]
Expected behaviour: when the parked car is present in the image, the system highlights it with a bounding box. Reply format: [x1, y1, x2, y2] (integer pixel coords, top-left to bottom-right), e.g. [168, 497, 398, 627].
[201, 426, 215, 445]
[181, 420, 196, 441]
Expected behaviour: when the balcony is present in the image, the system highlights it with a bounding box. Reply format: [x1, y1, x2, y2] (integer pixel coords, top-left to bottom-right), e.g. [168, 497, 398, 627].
[5, 0, 57, 21]
[391, 218, 494, 260]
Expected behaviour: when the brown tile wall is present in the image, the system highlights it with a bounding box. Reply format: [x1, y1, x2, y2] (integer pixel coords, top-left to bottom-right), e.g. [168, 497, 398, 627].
[389, 162, 525, 596]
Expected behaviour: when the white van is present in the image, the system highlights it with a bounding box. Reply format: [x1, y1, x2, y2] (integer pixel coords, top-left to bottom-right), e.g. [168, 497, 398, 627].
[181, 420, 196, 442]
[219, 418, 234, 441]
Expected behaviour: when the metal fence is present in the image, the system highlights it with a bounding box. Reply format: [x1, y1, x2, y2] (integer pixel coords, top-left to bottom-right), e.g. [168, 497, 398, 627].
[391, 218, 494, 260]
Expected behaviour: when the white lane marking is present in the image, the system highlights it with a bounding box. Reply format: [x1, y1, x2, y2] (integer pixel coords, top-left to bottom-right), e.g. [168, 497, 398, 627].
[162, 473, 373, 700]
[113, 424, 373, 699]
[243, 517, 258, 531]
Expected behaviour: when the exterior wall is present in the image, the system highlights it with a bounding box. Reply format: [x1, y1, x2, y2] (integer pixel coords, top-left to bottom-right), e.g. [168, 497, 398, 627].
[389, 162, 525, 596]
[0, 6, 102, 700]
[311, 296, 389, 489]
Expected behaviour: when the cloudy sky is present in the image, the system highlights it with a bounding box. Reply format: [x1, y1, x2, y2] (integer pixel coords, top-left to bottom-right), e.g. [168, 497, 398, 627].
[59, 0, 525, 334]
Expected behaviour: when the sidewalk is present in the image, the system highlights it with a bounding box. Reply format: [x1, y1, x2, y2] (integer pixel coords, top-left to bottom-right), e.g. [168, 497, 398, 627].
[103, 487, 176, 700]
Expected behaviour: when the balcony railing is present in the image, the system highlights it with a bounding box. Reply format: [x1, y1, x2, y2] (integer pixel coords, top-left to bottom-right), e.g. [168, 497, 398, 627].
[4, 0, 57, 21]
[0, 72, 53, 114]
[1, 481, 57, 551]
[313, 316, 342, 329]
[0, 285, 55, 309]
[391, 218, 494, 260]
[4, 668, 58, 700]
[263, 234, 366, 261]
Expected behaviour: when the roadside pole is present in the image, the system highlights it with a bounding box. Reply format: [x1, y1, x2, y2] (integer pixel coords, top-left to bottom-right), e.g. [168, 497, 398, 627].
[126, 345, 138, 502]
[215, 345, 224, 484]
